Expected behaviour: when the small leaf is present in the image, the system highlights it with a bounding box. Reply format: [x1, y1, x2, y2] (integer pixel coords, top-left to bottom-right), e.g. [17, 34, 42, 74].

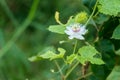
[66, 54, 77, 64]
[55, 11, 64, 25]
[28, 51, 55, 62]
[58, 48, 66, 54]
[28, 56, 42, 62]
[78, 45, 104, 65]
[106, 66, 120, 80]
[48, 25, 66, 34]
[112, 25, 120, 39]
[115, 49, 120, 56]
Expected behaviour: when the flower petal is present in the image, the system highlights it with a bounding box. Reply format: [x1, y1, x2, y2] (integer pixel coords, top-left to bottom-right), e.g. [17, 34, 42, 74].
[66, 26, 72, 30]
[75, 35, 85, 40]
[68, 35, 74, 39]
[79, 26, 87, 34]
[65, 30, 74, 35]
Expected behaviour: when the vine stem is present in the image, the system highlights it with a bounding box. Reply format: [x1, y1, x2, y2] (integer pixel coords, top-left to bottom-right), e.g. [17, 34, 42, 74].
[54, 60, 65, 80]
[73, 40, 78, 54]
[85, 0, 98, 26]
[64, 61, 79, 79]
[0, 0, 40, 58]
[84, 41, 91, 46]
[77, 72, 93, 80]
[64, 40, 78, 80]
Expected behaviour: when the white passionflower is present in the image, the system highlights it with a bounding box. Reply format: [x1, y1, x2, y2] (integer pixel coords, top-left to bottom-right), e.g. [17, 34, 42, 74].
[65, 23, 88, 40]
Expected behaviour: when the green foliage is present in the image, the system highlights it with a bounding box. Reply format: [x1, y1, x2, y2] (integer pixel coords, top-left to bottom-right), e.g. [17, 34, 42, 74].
[66, 54, 77, 64]
[95, 39, 115, 70]
[48, 25, 66, 34]
[78, 45, 104, 65]
[94, 14, 109, 24]
[106, 66, 120, 80]
[98, 0, 120, 16]
[112, 25, 120, 39]
[29, 48, 65, 61]
[115, 49, 120, 56]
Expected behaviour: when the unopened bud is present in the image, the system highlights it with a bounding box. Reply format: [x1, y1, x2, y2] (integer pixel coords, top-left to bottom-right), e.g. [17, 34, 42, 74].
[75, 12, 88, 24]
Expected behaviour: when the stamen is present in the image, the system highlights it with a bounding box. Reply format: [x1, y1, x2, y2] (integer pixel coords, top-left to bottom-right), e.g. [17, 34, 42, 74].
[72, 26, 80, 32]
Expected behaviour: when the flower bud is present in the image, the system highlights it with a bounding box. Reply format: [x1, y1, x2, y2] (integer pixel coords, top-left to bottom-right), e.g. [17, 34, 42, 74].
[75, 12, 88, 24]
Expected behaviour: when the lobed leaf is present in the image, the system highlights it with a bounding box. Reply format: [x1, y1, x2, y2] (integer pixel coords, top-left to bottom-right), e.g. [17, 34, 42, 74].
[29, 48, 66, 62]
[78, 45, 104, 65]
[98, 0, 120, 16]
[50, 48, 66, 60]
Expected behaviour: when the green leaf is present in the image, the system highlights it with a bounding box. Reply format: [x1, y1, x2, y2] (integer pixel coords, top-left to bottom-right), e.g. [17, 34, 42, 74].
[98, 0, 120, 16]
[90, 58, 105, 65]
[115, 49, 120, 56]
[50, 48, 66, 60]
[94, 14, 109, 24]
[66, 54, 77, 64]
[106, 66, 120, 80]
[78, 45, 104, 65]
[78, 45, 98, 58]
[48, 25, 66, 34]
[95, 39, 115, 69]
[28, 56, 42, 62]
[77, 56, 104, 65]
[112, 25, 120, 39]
[77, 56, 86, 65]
[28, 51, 55, 61]
[40, 51, 56, 59]
[29, 48, 66, 62]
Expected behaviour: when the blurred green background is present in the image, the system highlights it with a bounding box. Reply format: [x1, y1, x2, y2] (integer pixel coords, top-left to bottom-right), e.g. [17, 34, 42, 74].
[1, 0, 119, 80]
[0, 0, 94, 80]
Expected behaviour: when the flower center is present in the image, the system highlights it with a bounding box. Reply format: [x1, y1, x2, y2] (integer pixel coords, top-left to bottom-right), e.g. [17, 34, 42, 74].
[72, 26, 80, 32]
